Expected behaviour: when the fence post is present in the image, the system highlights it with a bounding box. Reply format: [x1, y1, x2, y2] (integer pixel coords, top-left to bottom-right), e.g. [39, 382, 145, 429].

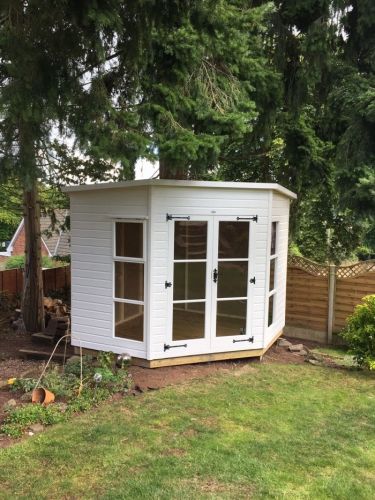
[327, 264, 336, 344]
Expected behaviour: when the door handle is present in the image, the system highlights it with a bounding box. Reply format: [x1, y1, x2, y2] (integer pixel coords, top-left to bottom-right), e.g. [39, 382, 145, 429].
[213, 268, 218, 283]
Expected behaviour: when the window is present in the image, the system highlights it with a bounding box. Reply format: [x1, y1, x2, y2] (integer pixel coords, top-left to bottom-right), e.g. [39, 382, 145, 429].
[114, 221, 145, 341]
[268, 222, 278, 327]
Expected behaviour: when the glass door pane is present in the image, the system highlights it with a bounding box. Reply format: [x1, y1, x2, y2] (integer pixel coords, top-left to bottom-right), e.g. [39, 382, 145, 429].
[216, 300, 247, 337]
[215, 220, 250, 338]
[217, 261, 248, 298]
[218, 221, 249, 258]
[172, 221, 208, 342]
[173, 302, 205, 341]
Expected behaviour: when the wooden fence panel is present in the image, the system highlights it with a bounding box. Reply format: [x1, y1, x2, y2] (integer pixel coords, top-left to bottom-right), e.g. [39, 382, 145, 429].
[0, 269, 23, 295]
[42, 266, 70, 293]
[286, 257, 375, 342]
[334, 269, 375, 332]
[0, 266, 70, 296]
[286, 266, 329, 332]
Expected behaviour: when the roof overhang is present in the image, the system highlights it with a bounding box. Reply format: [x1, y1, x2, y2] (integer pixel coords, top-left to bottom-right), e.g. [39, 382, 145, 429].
[62, 179, 297, 200]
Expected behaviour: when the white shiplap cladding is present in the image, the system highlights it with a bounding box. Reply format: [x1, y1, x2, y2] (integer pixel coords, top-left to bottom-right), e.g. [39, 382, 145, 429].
[64, 180, 295, 362]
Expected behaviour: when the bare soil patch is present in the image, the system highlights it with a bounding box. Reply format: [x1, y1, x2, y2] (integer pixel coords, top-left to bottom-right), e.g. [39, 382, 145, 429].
[129, 337, 325, 390]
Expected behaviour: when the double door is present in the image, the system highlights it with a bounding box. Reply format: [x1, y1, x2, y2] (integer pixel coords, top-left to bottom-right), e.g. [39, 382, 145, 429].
[166, 215, 255, 354]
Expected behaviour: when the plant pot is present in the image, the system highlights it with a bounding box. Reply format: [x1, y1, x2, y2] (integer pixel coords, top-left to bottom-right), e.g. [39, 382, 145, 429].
[31, 387, 55, 406]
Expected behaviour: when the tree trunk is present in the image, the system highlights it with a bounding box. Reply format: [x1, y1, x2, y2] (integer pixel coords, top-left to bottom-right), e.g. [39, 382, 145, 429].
[159, 156, 188, 179]
[22, 182, 44, 332]
[19, 123, 44, 333]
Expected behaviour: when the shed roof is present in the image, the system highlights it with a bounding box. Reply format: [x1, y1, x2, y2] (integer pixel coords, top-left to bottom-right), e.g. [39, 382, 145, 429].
[62, 179, 297, 199]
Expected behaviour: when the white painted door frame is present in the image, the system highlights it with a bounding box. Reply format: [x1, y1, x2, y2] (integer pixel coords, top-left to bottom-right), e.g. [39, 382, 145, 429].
[210, 215, 256, 352]
[166, 215, 255, 355]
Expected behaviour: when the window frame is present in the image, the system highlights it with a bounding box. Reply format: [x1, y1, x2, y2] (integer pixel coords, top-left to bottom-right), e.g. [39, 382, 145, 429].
[112, 220, 147, 343]
[267, 221, 279, 328]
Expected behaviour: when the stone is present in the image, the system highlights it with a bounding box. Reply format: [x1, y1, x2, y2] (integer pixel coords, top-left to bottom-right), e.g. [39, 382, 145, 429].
[298, 350, 308, 356]
[57, 403, 68, 413]
[309, 352, 324, 362]
[20, 392, 32, 402]
[277, 338, 292, 348]
[308, 359, 322, 366]
[29, 423, 44, 433]
[3, 398, 17, 409]
[288, 344, 304, 352]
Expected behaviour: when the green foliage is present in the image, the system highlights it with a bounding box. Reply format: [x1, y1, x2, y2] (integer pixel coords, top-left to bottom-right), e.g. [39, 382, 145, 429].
[0, 179, 22, 244]
[341, 295, 375, 370]
[0, 0, 373, 266]
[1, 404, 66, 438]
[97, 351, 115, 371]
[64, 355, 93, 378]
[217, 0, 375, 263]
[4, 255, 54, 270]
[10, 378, 37, 394]
[1, 351, 132, 437]
[66, 387, 112, 415]
[41, 367, 78, 399]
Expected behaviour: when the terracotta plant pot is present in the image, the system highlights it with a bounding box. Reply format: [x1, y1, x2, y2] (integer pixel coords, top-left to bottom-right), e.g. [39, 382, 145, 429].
[31, 387, 55, 406]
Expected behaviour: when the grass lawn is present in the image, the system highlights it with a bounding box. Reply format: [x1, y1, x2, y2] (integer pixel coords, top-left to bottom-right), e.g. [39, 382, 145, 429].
[0, 362, 374, 499]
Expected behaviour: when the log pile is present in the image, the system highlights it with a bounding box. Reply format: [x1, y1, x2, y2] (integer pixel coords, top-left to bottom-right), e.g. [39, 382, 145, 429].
[9, 297, 70, 342]
[42, 297, 70, 340]
[43, 297, 69, 318]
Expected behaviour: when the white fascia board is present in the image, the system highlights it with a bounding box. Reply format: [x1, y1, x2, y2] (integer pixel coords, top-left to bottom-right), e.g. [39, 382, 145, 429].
[5, 218, 24, 254]
[62, 179, 297, 200]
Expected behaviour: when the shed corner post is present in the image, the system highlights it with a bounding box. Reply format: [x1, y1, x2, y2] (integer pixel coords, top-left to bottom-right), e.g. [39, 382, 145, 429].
[327, 264, 336, 344]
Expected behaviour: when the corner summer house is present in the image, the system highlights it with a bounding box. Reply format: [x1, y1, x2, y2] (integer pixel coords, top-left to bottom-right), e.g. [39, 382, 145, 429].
[63, 180, 296, 367]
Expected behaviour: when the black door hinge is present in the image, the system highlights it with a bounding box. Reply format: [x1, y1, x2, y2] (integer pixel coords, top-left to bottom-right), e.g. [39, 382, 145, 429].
[164, 343, 187, 351]
[166, 214, 191, 221]
[165, 281, 172, 288]
[250, 276, 256, 284]
[233, 336, 254, 344]
[236, 215, 258, 222]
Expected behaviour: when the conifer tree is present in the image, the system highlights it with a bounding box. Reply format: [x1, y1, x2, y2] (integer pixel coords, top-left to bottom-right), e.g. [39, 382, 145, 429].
[0, 1, 142, 330]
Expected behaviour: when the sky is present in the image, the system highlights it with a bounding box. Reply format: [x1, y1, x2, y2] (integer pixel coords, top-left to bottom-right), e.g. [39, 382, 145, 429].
[134, 158, 158, 179]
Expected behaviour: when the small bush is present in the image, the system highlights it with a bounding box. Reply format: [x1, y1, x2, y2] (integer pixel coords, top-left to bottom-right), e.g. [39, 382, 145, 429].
[64, 355, 93, 378]
[341, 295, 375, 370]
[11, 378, 38, 393]
[0, 351, 132, 438]
[42, 367, 78, 398]
[66, 387, 111, 414]
[5, 255, 54, 270]
[1, 404, 66, 438]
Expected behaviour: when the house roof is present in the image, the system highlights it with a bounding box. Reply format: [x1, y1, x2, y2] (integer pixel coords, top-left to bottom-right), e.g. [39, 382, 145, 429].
[0, 209, 70, 257]
[40, 209, 70, 257]
[62, 179, 297, 200]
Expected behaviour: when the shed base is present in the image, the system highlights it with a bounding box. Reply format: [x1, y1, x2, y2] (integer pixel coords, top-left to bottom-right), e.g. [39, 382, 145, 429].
[73, 330, 283, 368]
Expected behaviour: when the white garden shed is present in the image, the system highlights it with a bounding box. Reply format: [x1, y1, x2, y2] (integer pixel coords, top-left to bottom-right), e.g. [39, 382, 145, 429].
[63, 180, 296, 367]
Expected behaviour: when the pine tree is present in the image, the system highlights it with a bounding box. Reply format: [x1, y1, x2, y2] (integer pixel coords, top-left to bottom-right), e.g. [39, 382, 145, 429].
[0, 1, 139, 330]
[74, 1, 278, 180]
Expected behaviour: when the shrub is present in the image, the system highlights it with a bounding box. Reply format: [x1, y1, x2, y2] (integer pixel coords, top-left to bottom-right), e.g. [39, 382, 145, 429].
[42, 367, 78, 398]
[5, 255, 54, 270]
[1, 351, 132, 438]
[64, 355, 93, 378]
[341, 295, 375, 370]
[1, 404, 66, 438]
[10, 378, 38, 393]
